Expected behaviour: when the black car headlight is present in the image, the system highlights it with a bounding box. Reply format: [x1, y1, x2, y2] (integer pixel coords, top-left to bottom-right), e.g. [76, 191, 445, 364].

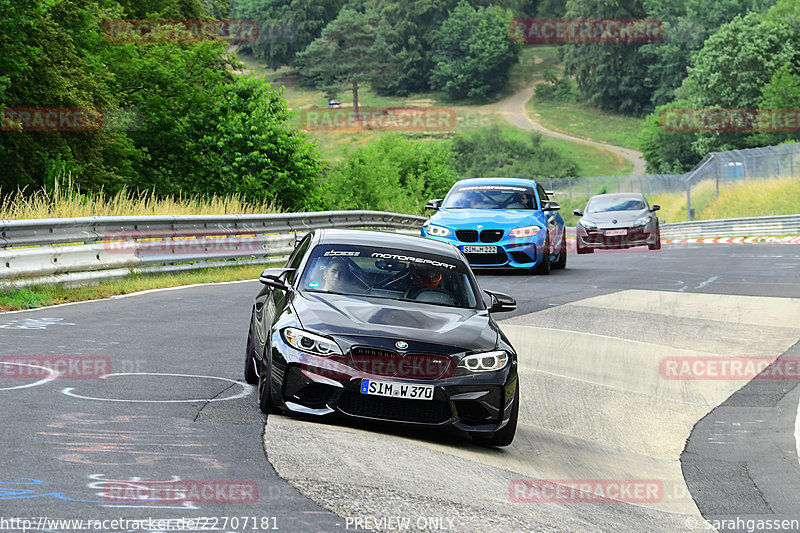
[458, 350, 509, 372]
[282, 327, 342, 356]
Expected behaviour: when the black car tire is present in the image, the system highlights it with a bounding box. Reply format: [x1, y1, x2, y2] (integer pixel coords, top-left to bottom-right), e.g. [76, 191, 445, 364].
[576, 238, 593, 254]
[474, 382, 519, 447]
[648, 228, 662, 250]
[257, 350, 279, 415]
[244, 322, 258, 385]
[552, 231, 567, 270]
[534, 237, 551, 275]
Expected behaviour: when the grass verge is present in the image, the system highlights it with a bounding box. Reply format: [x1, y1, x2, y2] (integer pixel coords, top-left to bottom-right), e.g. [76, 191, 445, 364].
[1, 179, 280, 220]
[0, 263, 274, 312]
[527, 98, 645, 152]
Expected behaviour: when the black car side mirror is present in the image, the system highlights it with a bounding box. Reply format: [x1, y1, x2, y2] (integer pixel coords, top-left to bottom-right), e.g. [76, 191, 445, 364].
[485, 290, 517, 313]
[425, 199, 443, 211]
[542, 201, 560, 211]
[650, 204, 660, 212]
[573, 209, 583, 216]
[259, 267, 296, 291]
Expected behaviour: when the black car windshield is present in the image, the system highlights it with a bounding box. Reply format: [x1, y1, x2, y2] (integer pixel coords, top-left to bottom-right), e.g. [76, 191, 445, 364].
[586, 197, 646, 213]
[442, 184, 536, 209]
[299, 244, 481, 309]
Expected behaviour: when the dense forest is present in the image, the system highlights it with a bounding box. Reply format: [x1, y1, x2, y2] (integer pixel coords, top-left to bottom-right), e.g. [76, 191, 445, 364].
[1, 0, 798, 212]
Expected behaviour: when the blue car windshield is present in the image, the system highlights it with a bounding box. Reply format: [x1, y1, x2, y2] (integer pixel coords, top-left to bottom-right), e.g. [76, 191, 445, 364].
[442, 184, 536, 209]
[586, 197, 646, 213]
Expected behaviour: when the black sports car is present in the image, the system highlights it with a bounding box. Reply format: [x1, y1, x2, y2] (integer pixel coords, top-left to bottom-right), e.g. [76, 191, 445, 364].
[244, 229, 520, 446]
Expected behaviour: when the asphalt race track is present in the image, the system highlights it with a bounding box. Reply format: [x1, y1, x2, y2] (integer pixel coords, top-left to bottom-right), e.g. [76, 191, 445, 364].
[1, 242, 799, 533]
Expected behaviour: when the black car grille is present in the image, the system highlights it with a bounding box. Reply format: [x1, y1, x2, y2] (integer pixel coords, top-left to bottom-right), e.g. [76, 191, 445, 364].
[337, 391, 451, 424]
[349, 346, 454, 379]
[480, 229, 503, 243]
[456, 230, 478, 242]
[464, 250, 508, 265]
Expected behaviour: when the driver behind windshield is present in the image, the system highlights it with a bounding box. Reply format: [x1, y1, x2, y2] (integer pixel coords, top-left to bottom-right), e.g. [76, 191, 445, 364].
[323, 257, 359, 293]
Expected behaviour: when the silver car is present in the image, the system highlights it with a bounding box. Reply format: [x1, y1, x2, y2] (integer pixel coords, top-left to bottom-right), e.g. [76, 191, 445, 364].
[573, 193, 661, 253]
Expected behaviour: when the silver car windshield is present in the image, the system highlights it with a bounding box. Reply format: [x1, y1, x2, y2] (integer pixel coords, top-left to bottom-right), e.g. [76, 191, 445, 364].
[587, 197, 646, 213]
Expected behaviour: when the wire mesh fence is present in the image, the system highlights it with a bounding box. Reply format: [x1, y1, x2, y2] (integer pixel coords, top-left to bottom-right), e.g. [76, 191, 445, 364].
[541, 142, 800, 220]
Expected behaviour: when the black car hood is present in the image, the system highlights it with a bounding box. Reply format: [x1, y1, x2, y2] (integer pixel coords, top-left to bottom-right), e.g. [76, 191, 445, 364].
[292, 291, 499, 351]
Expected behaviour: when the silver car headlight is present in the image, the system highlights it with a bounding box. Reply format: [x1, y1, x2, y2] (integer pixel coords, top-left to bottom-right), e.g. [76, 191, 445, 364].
[633, 217, 650, 227]
[283, 328, 342, 356]
[579, 219, 598, 230]
[424, 223, 452, 237]
[458, 350, 509, 372]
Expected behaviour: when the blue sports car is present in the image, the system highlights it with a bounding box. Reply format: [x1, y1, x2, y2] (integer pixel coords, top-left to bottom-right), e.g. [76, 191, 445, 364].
[421, 177, 567, 273]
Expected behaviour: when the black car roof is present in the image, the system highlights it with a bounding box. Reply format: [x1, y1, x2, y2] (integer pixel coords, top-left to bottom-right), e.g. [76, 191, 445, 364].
[315, 229, 463, 260]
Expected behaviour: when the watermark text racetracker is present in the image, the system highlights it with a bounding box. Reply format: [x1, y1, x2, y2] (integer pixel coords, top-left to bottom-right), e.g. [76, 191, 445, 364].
[660, 356, 800, 380]
[300, 108, 461, 132]
[660, 108, 800, 132]
[0, 516, 279, 531]
[510, 18, 663, 43]
[510, 479, 663, 503]
[1, 356, 111, 379]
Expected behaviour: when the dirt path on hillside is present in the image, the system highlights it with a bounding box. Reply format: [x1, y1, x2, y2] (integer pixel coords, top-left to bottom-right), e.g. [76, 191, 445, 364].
[487, 86, 647, 176]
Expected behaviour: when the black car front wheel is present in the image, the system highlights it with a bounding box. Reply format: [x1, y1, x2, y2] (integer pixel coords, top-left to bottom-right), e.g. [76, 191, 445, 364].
[552, 230, 567, 270]
[473, 383, 519, 447]
[244, 322, 259, 385]
[257, 347, 279, 415]
[533, 237, 551, 275]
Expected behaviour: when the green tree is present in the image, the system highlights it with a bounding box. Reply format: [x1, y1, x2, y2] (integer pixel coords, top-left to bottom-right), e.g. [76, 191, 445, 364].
[750, 64, 800, 146]
[677, 12, 798, 154]
[367, 0, 459, 95]
[325, 134, 458, 213]
[229, 0, 344, 70]
[639, 100, 701, 173]
[429, 1, 521, 100]
[641, 0, 777, 108]
[452, 125, 578, 178]
[560, 0, 652, 115]
[296, 7, 391, 118]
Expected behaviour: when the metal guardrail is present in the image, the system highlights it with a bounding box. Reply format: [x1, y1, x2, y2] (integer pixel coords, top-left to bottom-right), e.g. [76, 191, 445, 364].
[1, 210, 797, 286]
[660, 214, 800, 240]
[0, 211, 427, 285]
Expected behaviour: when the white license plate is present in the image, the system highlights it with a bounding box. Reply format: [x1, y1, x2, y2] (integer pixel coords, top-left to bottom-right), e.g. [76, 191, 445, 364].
[604, 229, 628, 236]
[463, 245, 498, 254]
[360, 379, 434, 401]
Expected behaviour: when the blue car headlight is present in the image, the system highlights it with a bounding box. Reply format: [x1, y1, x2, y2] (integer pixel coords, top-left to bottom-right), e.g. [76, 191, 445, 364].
[458, 350, 509, 372]
[424, 223, 451, 237]
[508, 226, 541, 238]
[283, 328, 342, 356]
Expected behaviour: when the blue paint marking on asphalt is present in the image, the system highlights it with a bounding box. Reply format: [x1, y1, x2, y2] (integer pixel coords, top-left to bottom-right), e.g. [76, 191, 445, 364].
[0, 478, 106, 503]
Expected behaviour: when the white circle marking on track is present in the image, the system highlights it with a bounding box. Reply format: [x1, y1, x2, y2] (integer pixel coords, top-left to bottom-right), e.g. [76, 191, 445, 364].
[0, 361, 60, 391]
[60, 372, 253, 403]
